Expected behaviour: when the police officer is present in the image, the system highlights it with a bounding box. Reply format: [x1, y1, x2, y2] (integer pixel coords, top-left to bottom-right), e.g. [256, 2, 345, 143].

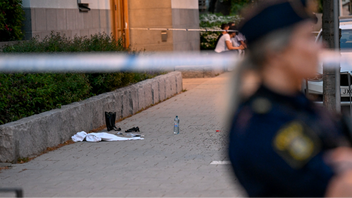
[228, 0, 352, 197]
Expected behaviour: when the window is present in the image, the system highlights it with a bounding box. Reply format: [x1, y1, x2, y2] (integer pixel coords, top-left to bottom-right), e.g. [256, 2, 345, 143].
[340, 29, 352, 49]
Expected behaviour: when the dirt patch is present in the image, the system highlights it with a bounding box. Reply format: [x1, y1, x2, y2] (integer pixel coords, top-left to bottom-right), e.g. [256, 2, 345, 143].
[17, 140, 75, 164]
[0, 166, 10, 173]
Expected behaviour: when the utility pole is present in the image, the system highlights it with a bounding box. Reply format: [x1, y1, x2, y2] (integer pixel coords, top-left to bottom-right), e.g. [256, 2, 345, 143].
[322, 0, 341, 112]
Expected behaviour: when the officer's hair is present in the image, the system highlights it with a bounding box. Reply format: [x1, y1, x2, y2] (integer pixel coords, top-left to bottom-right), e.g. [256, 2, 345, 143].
[225, 26, 295, 129]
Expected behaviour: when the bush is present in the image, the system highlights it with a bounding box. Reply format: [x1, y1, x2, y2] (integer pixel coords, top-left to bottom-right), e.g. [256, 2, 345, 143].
[0, 73, 91, 124]
[200, 13, 240, 28]
[199, 13, 241, 50]
[200, 26, 222, 50]
[0, 32, 161, 125]
[0, 0, 24, 41]
[3, 32, 127, 52]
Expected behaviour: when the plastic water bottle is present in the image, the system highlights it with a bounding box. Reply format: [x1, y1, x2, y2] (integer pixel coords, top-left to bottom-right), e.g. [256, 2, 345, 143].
[174, 116, 180, 135]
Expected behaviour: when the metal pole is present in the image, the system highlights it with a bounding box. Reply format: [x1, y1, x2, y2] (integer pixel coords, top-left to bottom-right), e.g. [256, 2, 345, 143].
[334, 0, 341, 113]
[347, 72, 352, 115]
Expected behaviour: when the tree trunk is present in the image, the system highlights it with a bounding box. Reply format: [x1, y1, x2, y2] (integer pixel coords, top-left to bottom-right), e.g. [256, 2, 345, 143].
[322, 0, 338, 112]
[209, 0, 217, 13]
[215, 0, 232, 15]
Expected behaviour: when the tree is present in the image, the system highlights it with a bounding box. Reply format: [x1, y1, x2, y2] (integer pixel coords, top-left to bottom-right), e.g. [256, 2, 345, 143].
[230, 0, 251, 14]
[209, 0, 217, 13]
[208, 0, 252, 15]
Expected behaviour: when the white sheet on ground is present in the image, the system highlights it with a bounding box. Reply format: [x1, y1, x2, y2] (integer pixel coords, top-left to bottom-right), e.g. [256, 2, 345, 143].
[71, 131, 87, 142]
[85, 133, 102, 142]
[72, 131, 143, 142]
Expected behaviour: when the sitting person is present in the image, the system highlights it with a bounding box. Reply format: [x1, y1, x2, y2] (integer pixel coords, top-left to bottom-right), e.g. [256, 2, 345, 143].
[215, 26, 245, 53]
[232, 28, 247, 55]
[215, 23, 230, 46]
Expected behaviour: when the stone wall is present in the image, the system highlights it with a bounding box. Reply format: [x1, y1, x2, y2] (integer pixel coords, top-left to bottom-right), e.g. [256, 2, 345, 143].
[23, 8, 111, 40]
[175, 65, 225, 78]
[128, 0, 200, 52]
[0, 72, 183, 163]
[21, 0, 200, 51]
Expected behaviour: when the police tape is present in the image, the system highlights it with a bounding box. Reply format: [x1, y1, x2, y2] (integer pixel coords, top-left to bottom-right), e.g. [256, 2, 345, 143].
[0, 50, 348, 73]
[0, 52, 239, 73]
[128, 27, 238, 32]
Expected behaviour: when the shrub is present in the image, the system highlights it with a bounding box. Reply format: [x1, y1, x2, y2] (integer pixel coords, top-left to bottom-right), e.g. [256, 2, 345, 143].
[200, 26, 222, 50]
[3, 32, 127, 52]
[0, 0, 24, 41]
[0, 32, 161, 125]
[200, 13, 240, 28]
[0, 73, 91, 124]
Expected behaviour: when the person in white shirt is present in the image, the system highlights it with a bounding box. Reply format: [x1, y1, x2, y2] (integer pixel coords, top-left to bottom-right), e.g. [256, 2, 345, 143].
[214, 26, 244, 53]
[215, 23, 230, 46]
[228, 22, 248, 53]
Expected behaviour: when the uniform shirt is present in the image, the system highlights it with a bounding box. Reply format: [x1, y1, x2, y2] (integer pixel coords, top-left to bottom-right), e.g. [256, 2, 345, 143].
[228, 85, 343, 197]
[215, 34, 231, 53]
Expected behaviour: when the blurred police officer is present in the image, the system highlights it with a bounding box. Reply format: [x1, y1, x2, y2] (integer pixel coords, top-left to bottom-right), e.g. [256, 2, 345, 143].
[228, 0, 352, 197]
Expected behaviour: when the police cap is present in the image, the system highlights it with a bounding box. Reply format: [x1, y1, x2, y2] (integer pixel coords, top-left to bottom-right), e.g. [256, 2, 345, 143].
[239, 0, 313, 46]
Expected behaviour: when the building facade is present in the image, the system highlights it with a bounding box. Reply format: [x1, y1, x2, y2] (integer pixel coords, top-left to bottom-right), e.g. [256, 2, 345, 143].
[22, 0, 200, 51]
[342, 0, 352, 16]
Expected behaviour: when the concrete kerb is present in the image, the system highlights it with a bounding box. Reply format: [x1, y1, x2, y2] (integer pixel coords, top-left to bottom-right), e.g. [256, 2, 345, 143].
[175, 65, 225, 78]
[0, 41, 22, 52]
[0, 71, 182, 163]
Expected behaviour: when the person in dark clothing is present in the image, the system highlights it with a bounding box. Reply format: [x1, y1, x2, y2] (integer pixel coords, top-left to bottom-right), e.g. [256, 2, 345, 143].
[227, 0, 352, 197]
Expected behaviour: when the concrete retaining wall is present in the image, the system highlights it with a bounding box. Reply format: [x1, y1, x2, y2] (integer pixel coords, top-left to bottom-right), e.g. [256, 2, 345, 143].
[0, 41, 21, 51]
[175, 66, 225, 78]
[0, 72, 183, 163]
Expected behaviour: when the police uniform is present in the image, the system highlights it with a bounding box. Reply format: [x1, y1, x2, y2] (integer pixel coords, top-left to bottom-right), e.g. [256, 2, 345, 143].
[228, 0, 349, 197]
[228, 85, 344, 197]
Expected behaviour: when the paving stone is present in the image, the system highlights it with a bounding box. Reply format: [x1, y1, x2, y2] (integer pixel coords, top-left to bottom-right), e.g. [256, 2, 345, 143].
[0, 73, 245, 197]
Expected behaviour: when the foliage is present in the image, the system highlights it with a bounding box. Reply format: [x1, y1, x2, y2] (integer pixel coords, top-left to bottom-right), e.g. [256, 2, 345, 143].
[228, 0, 251, 15]
[0, 32, 161, 125]
[0, 73, 91, 124]
[200, 13, 240, 28]
[3, 32, 127, 52]
[200, 26, 222, 50]
[317, 0, 323, 13]
[0, 0, 24, 41]
[199, 13, 241, 50]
